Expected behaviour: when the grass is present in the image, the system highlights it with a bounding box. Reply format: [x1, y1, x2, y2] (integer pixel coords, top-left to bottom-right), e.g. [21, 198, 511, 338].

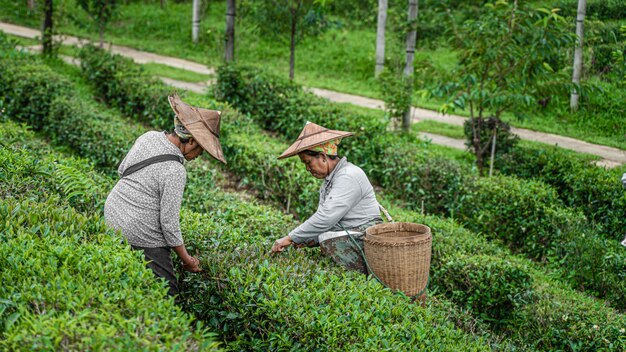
[141, 62, 213, 83]
[1, 0, 624, 149]
[414, 120, 602, 163]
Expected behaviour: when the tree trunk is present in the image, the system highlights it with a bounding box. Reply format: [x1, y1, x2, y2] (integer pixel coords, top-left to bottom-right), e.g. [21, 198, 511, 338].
[42, 0, 53, 56]
[489, 127, 497, 177]
[473, 118, 484, 174]
[225, 0, 236, 62]
[402, 0, 418, 130]
[375, 0, 388, 77]
[27, 0, 35, 10]
[160, 0, 166, 9]
[99, 25, 104, 48]
[192, 0, 201, 44]
[570, 0, 586, 111]
[289, 5, 298, 80]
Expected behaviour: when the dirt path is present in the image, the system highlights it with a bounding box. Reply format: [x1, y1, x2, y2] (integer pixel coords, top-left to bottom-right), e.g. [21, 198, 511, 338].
[5, 21, 625, 167]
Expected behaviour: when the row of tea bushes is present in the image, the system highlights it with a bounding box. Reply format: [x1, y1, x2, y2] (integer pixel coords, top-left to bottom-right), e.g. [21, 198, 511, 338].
[66, 46, 626, 349]
[0, 119, 219, 350]
[213, 64, 626, 309]
[0, 55, 498, 349]
[0, 54, 139, 169]
[499, 144, 626, 241]
[206, 108, 626, 350]
[78, 44, 174, 129]
[0, 198, 219, 351]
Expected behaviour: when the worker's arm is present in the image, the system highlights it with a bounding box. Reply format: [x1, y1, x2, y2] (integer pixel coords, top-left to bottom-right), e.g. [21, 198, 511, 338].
[159, 165, 201, 272]
[173, 245, 201, 272]
[272, 173, 362, 252]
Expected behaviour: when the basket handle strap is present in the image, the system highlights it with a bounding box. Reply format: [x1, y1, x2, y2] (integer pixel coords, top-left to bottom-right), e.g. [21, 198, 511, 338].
[379, 204, 393, 222]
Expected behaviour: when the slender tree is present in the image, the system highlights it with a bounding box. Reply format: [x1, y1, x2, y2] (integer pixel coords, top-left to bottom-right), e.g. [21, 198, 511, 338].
[428, 2, 574, 173]
[77, 0, 118, 48]
[42, 0, 53, 56]
[28, 0, 36, 10]
[570, 0, 586, 111]
[250, 0, 331, 80]
[192, 0, 201, 44]
[402, 0, 418, 130]
[225, 0, 236, 62]
[375, 0, 388, 77]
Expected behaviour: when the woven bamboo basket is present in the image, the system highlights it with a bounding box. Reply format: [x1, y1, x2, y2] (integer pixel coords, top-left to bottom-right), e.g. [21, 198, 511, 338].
[364, 222, 432, 297]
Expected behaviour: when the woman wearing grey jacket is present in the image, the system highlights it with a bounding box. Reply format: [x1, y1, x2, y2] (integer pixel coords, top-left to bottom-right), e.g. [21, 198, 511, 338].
[271, 122, 382, 272]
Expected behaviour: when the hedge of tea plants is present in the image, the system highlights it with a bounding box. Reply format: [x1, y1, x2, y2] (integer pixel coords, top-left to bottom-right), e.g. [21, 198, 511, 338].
[499, 144, 626, 242]
[212, 64, 626, 308]
[0, 52, 498, 349]
[46, 45, 626, 349]
[0, 123, 218, 350]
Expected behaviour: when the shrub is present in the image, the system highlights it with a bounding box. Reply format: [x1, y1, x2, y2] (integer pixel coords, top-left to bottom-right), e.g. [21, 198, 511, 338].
[60, 47, 626, 349]
[46, 95, 142, 168]
[0, 198, 218, 351]
[79, 44, 174, 129]
[214, 64, 626, 311]
[435, 254, 533, 325]
[499, 145, 626, 242]
[0, 112, 495, 351]
[463, 116, 519, 171]
[0, 59, 71, 131]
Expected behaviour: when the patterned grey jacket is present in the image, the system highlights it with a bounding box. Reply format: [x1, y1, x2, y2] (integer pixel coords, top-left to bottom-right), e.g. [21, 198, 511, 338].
[104, 131, 186, 248]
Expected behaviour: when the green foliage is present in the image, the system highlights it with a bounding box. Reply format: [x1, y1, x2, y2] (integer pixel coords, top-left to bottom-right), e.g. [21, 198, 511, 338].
[243, 0, 334, 45]
[0, 95, 495, 350]
[0, 51, 143, 169]
[427, 1, 576, 170]
[0, 57, 71, 131]
[556, 0, 626, 21]
[498, 145, 626, 242]
[215, 64, 626, 312]
[78, 44, 174, 130]
[76, 0, 119, 45]
[378, 69, 413, 129]
[0, 198, 218, 351]
[8, 54, 623, 349]
[462, 117, 519, 170]
[436, 254, 533, 325]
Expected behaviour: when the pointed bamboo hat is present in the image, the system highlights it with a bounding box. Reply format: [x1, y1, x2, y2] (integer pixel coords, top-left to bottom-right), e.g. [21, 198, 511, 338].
[168, 94, 227, 164]
[278, 121, 354, 159]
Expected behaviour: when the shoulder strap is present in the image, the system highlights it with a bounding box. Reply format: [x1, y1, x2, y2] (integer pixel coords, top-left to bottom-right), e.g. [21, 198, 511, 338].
[121, 154, 184, 178]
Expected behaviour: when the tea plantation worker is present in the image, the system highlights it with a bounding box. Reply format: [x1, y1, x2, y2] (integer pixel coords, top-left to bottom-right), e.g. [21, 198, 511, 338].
[270, 122, 383, 273]
[104, 94, 226, 296]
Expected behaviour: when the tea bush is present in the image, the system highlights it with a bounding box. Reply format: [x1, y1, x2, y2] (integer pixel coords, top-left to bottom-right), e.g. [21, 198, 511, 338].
[214, 64, 626, 309]
[51, 47, 626, 348]
[391, 208, 626, 351]
[0, 55, 142, 169]
[435, 254, 532, 325]
[0, 59, 71, 131]
[0, 120, 496, 350]
[0, 55, 500, 349]
[79, 44, 174, 129]
[0, 197, 218, 351]
[499, 145, 626, 242]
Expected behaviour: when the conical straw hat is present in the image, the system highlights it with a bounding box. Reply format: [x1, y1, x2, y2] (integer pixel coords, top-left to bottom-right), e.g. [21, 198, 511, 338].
[278, 121, 354, 159]
[168, 94, 227, 164]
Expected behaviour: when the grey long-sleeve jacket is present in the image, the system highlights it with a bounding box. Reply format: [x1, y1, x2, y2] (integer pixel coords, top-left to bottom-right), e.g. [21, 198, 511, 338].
[104, 131, 186, 248]
[288, 157, 381, 245]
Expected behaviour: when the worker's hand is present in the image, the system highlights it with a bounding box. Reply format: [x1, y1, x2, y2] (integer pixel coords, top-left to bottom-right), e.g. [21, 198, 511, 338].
[271, 236, 293, 254]
[182, 256, 202, 273]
